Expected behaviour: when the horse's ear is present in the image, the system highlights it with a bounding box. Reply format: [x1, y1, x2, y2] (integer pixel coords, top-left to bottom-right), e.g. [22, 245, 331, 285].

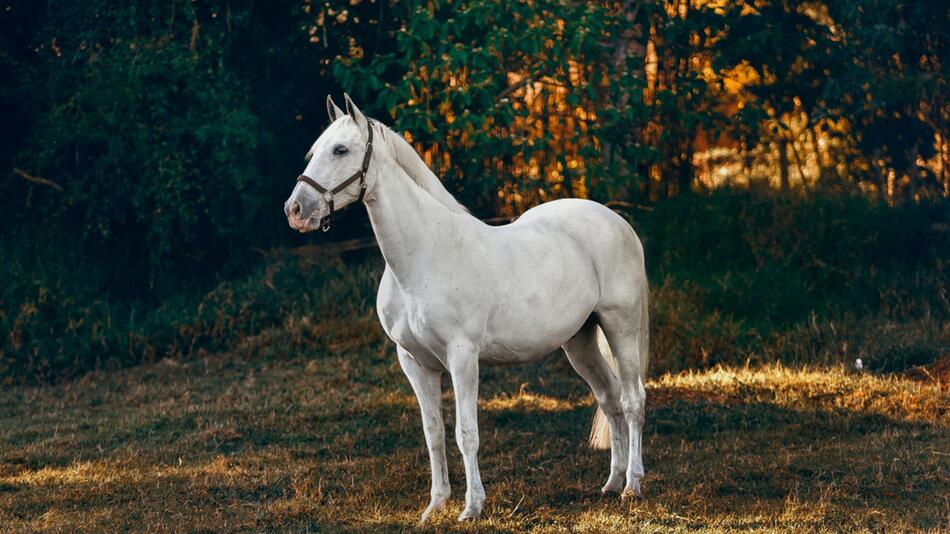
[326, 95, 344, 122]
[343, 93, 368, 132]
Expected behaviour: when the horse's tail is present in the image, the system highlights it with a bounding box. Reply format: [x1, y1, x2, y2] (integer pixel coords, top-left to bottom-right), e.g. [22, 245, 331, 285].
[588, 284, 649, 450]
[588, 325, 617, 449]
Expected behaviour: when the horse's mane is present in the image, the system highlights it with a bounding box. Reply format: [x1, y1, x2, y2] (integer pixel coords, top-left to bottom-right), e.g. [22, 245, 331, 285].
[374, 121, 469, 214]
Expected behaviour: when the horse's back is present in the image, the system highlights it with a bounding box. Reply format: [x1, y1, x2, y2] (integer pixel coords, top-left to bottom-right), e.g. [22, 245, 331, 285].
[515, 198, 635, 237]
[514, 198, 643, 266]
[512, 198, 647, 306]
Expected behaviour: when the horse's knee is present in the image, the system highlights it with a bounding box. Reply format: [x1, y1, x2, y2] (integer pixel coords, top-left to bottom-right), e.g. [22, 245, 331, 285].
[596, 393, 623, 419]
[621, 395, 645, 425]
[455, 426, 479, 455]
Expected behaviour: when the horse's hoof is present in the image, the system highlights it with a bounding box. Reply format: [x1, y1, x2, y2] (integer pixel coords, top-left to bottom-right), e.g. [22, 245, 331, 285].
[457, 506, 482, 522]
[601, 475, 624, 494]
[621, 480, 642, 502]
[419, 496, 450, 524]
[418, 509, 437, 525]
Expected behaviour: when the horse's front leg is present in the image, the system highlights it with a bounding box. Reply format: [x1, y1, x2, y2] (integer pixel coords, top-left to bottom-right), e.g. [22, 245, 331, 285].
[447, 341, 485, 521]
[397, 346, 450, 523]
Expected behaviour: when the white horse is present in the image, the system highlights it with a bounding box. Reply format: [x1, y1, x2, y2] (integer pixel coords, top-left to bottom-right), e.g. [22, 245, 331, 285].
[284, 95, 649, 523]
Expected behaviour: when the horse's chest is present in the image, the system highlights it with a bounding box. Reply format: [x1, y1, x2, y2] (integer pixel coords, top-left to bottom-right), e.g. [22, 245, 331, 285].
[376, 272, 448, 368]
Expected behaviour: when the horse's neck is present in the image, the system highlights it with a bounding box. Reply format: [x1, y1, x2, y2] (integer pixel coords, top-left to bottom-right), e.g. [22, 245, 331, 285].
[365, 158, 472, 287]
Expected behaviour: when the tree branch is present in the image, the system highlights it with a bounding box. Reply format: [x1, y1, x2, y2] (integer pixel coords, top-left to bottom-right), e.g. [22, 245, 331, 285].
[14, 167, 64, 192]
[605, 200, 654, 211]
[496, 67, 554, 104]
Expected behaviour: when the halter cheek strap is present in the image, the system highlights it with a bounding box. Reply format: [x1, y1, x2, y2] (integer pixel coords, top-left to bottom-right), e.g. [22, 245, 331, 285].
[297, 119, 374, 232]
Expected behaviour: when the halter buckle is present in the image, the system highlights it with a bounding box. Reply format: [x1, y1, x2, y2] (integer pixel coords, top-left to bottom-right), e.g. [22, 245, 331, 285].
[321, 217, 331, 232]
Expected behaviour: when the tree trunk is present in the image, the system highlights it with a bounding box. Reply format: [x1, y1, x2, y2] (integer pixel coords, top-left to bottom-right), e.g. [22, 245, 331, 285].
[778, 138, 790, 191]
[678, 138, 693, 195]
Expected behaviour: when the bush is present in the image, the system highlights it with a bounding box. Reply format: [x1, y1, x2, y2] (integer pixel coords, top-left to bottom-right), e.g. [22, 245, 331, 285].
[640, 189, 948, 372]
[0, 237, 381, 383]
[639, 189, 948, 326]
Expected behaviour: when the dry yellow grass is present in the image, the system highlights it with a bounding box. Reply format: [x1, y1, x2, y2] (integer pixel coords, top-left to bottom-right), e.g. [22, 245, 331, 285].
[1, 340, 947, 533]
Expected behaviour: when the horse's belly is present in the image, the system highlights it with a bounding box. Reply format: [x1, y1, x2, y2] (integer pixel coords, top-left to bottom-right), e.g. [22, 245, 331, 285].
[479, 275, 599, 364]
[480, 310, 591, 364]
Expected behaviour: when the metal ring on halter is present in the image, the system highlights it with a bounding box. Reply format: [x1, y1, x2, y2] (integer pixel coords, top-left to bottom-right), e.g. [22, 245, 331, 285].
[318, 191, 334, 232]
[296, 119, 374, 232]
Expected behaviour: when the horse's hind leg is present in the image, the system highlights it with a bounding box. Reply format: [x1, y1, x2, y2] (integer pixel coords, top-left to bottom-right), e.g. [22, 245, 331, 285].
[562, 320, 629, 493]
[597, 297, 648, 498]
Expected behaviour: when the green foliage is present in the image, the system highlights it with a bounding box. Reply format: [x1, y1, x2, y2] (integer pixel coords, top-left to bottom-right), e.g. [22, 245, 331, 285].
[4, 3, 264, 285]
[0, 1, 394, 290]
[335, 0, 947, 202]
[834, 0, 947, 195]
[712, 0, 948, 195]
[335, 0, 651, 212]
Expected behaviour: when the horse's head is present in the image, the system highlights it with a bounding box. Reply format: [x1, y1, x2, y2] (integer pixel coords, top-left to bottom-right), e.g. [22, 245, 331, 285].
[285, 94, 375, 233]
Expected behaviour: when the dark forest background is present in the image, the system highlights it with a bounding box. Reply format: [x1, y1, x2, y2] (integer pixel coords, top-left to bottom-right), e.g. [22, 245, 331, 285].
[1, 1, 947, 381]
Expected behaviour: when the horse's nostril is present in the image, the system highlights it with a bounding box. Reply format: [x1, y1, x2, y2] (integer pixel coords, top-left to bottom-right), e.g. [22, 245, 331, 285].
[291, 202, 301, 217]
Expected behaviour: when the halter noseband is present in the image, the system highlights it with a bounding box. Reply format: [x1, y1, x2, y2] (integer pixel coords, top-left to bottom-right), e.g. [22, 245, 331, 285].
[296, 119, 374, 232]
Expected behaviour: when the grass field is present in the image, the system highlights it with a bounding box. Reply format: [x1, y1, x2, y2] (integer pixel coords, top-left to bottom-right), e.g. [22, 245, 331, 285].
[1, 315, 947, 533]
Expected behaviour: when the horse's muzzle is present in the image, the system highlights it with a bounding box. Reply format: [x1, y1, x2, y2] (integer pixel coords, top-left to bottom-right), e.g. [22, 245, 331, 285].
[285, 198, 321, 233]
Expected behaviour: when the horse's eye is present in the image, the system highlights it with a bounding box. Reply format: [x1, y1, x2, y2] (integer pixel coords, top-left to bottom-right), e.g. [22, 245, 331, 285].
[333, 145, 349, 156]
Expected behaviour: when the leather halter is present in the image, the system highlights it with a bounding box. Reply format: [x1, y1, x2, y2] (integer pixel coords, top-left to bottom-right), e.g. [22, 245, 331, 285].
[297, 119, 374, 232]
